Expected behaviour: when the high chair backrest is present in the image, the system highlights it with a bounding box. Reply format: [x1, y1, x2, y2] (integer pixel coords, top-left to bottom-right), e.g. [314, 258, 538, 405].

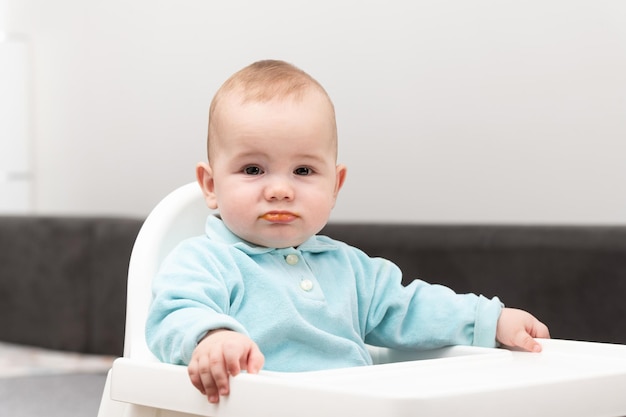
[124, 182, 210, 359]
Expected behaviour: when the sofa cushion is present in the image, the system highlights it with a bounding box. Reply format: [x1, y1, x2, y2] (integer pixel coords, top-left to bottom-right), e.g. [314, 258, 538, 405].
[0, 217, 142, 355]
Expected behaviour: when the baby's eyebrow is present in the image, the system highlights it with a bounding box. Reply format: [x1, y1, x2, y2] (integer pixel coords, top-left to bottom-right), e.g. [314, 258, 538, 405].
[230, 150, 267, 160]
[295, 152, 328, 164]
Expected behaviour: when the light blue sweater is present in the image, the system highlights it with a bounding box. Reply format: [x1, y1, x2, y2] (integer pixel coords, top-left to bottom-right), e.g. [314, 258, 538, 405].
[146, 215, 502, 371]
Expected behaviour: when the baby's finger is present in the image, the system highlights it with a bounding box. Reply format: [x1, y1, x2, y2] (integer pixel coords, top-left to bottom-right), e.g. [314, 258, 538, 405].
[246, 345, 265, 374]
[513, 330, 542, 352]
[194, 357, 219, 403]
[222, 346, 244, 377]
[187, 359, 205, 394]
[533, 321, 551, 339]
[207, 354, 231, 400]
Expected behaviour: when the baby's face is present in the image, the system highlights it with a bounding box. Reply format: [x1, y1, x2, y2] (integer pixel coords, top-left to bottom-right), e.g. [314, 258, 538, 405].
[204, 91, 346, 248]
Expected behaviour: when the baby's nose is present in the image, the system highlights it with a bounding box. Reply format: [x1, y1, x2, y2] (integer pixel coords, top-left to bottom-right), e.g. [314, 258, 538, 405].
[264, 177, 295, 200]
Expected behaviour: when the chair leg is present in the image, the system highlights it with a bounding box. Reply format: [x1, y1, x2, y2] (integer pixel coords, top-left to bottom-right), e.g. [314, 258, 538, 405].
[122, 404, 162, 417]
[125, 404, 207, 417]
[97, 370, 131, 417]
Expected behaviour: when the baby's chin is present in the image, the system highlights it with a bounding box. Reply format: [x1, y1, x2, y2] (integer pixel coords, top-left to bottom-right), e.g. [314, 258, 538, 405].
[225, 220, 313, 248]
[251, 237, 308, 249]
[243, 232, 309, 249]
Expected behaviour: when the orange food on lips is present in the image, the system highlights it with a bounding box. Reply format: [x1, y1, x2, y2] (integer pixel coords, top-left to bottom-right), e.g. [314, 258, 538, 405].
[260, 212, 298, 222]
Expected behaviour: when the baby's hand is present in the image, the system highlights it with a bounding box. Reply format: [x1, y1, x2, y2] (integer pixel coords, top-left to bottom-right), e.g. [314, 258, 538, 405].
[496, 307, 550, 352]
[188, 329, 265, 403]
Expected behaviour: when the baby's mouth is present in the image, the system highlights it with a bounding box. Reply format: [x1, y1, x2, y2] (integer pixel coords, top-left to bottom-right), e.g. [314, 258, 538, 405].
[260, 212, 299, 223]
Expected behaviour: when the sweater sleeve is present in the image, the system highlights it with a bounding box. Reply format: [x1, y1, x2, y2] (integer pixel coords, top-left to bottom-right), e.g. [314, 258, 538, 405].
[145, 238, 248, 365]
[358, 256, 503, 350]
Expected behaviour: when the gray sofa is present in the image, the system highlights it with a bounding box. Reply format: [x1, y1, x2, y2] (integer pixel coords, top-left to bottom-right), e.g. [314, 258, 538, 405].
[1, 216, 626, 416]
[0, 217, 141, 356]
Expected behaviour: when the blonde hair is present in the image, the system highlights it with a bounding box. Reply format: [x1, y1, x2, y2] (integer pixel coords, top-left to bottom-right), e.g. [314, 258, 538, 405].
[206, 60, 337, 159]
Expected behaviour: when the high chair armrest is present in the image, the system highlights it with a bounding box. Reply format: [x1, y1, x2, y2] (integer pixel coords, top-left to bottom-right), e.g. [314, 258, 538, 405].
[106, 340, 626, 417]
[110, 358, 213, 416]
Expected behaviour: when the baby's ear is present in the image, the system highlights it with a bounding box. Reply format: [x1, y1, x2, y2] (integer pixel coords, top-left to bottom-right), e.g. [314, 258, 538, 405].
[333, 164, 347, 199]
[196, 162, 219, 209]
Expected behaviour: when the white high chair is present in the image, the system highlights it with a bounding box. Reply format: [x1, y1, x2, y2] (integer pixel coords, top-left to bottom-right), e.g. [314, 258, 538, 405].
[98, 182, 626, 417]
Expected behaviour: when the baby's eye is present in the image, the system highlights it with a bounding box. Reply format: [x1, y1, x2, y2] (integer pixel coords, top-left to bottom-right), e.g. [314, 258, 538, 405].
[243, 166, 263, 175]
[294, 167, 313, 176]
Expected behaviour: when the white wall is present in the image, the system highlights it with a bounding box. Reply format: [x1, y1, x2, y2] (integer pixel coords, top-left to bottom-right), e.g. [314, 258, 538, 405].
[0, 37, 33, 213]
[5, 0, 626, 223]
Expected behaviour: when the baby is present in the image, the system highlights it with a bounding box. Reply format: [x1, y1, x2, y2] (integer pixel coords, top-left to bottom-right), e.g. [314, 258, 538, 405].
[146, 59, 550, 404]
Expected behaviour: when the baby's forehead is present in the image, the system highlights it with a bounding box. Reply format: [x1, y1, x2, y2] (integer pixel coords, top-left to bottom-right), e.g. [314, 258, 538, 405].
[213, 89, 336, 129]
[208, 86, 337, 159]
[223, 85, 330, 108]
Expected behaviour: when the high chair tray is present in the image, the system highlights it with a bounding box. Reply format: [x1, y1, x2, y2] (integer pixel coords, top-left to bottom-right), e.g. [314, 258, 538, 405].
[110, 339, 626, 417]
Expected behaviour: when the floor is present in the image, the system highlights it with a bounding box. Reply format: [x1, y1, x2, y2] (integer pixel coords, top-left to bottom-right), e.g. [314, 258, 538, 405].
[0, 341, 115, 378]
[0, 341, 116, 417]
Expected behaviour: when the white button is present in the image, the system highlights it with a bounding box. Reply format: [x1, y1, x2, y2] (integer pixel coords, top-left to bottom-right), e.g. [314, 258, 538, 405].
[300, 279, 314, 291]
[285, 254, 299, 265]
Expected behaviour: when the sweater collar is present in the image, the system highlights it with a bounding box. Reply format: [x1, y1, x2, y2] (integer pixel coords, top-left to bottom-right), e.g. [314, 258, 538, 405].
[204, 214, 338, 255]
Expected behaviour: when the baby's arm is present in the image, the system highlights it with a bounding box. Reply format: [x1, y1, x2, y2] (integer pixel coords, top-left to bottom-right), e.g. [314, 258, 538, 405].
[496, 308, 550, 352]
[188, 329, 265, 404]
